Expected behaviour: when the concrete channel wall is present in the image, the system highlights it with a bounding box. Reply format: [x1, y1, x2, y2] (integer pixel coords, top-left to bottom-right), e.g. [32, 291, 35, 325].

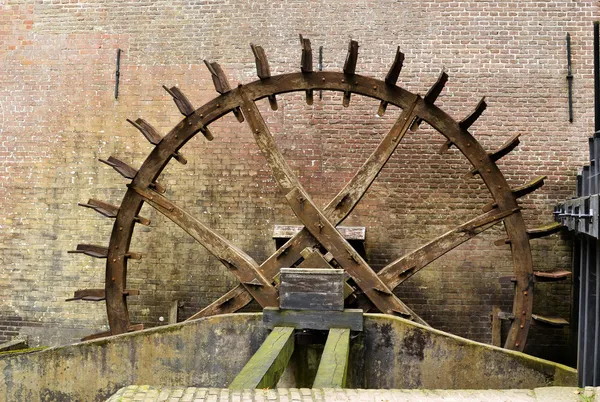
[0, 313, 577, 402]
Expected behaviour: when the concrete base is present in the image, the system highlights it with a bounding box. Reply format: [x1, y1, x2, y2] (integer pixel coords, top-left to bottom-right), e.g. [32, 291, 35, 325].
[108, 386, 598, 402]
[0, 313, 578, 401]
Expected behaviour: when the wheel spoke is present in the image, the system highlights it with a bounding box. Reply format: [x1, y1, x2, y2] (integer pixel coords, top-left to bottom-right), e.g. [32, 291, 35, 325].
[378, 207, 519, 290]
[285, 186, 427, 324]
[189, 93, 420, 319]
[130, 185, 279, 308]
[238, 90, 425, 321]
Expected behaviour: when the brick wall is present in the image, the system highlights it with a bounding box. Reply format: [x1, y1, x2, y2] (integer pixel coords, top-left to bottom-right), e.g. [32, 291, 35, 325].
[0, 0, 597, 363]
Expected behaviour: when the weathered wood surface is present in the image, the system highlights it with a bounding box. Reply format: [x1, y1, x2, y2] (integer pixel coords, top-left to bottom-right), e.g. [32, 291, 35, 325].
[296, 249, 356, 298]
[130, 185, 279, 308]
[468, 133, 521, 177]
[65, 288, 138, 302]
[274, 225, 365, 241]
[491, 306, 501, 347]
[343, 40, 358, 75]
[439, 95, 486, 153]
[533, 269, 571, 281]
[229, 326, 295, 390]
[299, 35, 313, 73]
[163, 85, 195, 117]
[263, 307, 363, 331]
[312, 328, 350, 388]
[251, 44, 271, 80]
[280, 268, 344, 311]
[384, 47, 404, 86]
[78, 199, 119, 219]
[531, 314, 569, 326]
[411, 71, 447, 130]
[127, 118, 187, 164]
[483, 176, 546, 212]
[459, 97, 487, 130]
[378, 208, 518, 289]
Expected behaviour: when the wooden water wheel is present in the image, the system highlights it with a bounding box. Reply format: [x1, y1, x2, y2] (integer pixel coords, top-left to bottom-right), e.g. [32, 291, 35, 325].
[69, 37, 565, 352]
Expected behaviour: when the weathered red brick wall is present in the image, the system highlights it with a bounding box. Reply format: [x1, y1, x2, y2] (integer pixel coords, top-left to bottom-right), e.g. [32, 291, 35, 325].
[1, 1, 597, 363]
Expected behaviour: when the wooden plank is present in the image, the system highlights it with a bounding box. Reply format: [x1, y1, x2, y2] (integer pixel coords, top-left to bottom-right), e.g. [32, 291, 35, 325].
[532, 314, 569, 326]
[483, 176, 546, 212]
[299, 35, 313, 73]
[384, 46, 404, 86]
[250, 44, 271, 79]
[263, 307, 363, 331]
[491, 306, 501, 347]
[378, 208, 518, 289]
[297, 249, 356, 299]
[468, 134, 521, 177]
[280, 268, 344, 311]
[459, 97, 487, 130]
[274, 225, 365, 241]
[343, 40, 358, 75]
[410, 71, 448, 130]
[79, 198, 150, 225]
[312, 328, 350, 388]
[534, 269, 571, 281]
[229, 326, 295, 390]
[163, 85, 195, 117]
[527, 222, 563, 239]
[130, 185, 279, 308]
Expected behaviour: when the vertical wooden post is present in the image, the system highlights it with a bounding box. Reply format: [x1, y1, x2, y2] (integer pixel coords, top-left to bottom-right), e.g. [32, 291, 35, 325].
[491, 306, 501, 347]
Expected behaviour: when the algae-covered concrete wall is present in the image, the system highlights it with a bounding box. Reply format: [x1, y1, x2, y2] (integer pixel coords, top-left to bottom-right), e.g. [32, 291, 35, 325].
[352, 314, 577, 389]
[0, 314, 576, 402]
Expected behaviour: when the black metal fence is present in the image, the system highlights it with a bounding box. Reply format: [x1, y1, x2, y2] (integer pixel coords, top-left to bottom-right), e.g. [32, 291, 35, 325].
[554, 132, 600, 386]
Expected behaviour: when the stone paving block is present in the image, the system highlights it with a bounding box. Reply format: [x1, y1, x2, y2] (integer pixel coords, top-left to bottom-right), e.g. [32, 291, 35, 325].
[105, 386, 600, 402]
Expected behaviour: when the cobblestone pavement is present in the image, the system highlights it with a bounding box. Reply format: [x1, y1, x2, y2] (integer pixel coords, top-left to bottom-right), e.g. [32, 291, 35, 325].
[107, 386, 598, 402]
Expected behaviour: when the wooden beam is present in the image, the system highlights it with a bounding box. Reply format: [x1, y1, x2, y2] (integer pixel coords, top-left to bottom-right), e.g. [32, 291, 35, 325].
[378, 207, 518, 289]
[411, 71, 448, 130]
[312, 328, 351, 388]
[274, 225, 365, 241]
[229, 326, 295, 390]
[129, 185, 279, 308]
[263, 307, 363, 331]
[491, 306, 501, 347]
[279, 268, 345, 311]
[162, 85, 195, 117]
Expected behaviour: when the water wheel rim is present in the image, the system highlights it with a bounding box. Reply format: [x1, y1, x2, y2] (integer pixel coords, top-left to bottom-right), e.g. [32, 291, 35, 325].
[103, 71, 532, 350]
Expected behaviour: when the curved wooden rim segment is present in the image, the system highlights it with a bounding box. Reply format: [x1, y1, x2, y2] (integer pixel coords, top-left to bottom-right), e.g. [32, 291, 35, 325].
[104, 71, 533, 351]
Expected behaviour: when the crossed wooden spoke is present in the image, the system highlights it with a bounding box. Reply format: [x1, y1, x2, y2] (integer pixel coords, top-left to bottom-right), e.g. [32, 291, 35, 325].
[126, 87, 518, 326]
[76, 38, 541, 350]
